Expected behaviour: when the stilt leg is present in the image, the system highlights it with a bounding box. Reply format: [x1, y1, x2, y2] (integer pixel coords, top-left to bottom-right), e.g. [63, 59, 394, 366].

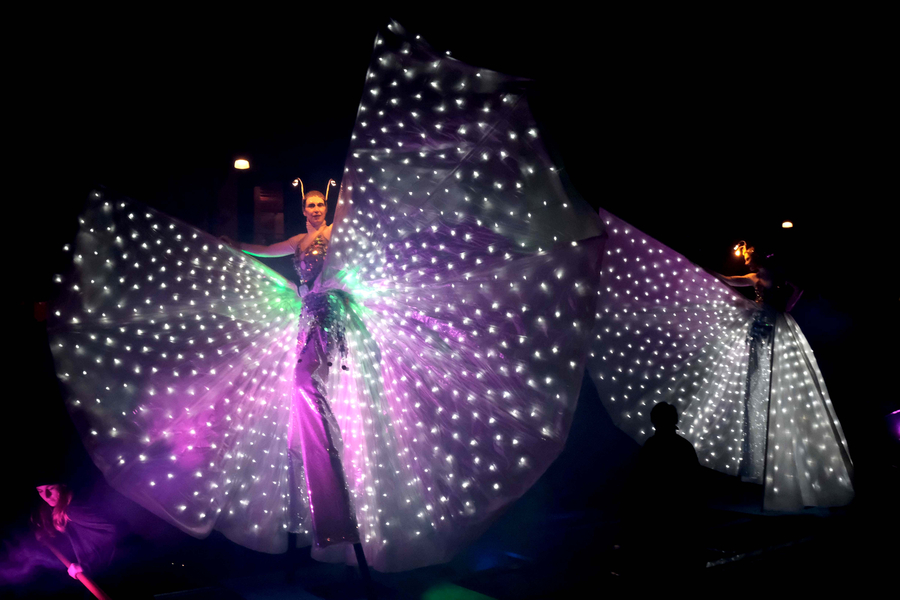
[353, 542, 377, 600]
[285, 532, 296, 584]
[291, 333, 359, 546]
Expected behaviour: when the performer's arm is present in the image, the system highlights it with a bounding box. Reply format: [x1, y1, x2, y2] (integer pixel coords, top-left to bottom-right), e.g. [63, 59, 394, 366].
[785, 281, 803, 312]
[330, 181, 350, 233]
[297, 223, 330, 253]
[221, 233, 305, 257]
[716, 273, 758, 287]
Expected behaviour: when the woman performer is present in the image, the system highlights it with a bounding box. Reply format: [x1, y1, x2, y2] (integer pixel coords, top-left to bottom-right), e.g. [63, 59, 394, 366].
[717, 241, 802, 484]
[221, 179, 361, 552]
[31, 477, 119, 598]
[588, 210, 854, 511]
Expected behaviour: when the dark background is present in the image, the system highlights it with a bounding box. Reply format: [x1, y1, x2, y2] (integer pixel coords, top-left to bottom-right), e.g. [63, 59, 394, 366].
[6, 6, 894, 595]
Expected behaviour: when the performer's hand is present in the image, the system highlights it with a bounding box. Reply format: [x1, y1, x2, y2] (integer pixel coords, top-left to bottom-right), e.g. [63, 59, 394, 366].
[67, 563, 83, 579]
[707, 270, 732, 286]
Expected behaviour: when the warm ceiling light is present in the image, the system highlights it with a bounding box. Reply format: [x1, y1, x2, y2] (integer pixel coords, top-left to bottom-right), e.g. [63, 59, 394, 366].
[782, 221, 793, 228]
[234, 159, 250, 170]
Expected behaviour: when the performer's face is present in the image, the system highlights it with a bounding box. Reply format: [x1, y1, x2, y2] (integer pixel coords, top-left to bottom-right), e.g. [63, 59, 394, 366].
[36, 484, 62, 507]
[304, 197, 326, 227]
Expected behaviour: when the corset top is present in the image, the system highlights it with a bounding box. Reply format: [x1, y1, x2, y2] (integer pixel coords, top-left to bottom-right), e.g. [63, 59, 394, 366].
[754, 278, 790, 312]
[293, 234, 328, 288]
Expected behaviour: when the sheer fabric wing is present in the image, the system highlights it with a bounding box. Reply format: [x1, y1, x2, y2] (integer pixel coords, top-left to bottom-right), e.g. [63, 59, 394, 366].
[587, 208, 756, 474]
[314, 21, 605, 570]
[765, 314, 853, 510]
[49, 193, 313, 553]
[586, 208, 854, 510]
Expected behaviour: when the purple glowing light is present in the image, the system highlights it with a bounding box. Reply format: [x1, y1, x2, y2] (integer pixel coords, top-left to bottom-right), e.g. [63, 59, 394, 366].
[887, 411, 900, 442]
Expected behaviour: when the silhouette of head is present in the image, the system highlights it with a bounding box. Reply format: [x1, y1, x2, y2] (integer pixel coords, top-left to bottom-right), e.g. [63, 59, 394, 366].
[650, 402, 679, 432]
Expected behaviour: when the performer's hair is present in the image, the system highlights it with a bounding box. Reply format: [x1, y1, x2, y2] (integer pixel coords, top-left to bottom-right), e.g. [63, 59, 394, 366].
[745, 245, 762, 271]
[303, 190, 326, 205]
[745, 244, 781, 274]
[30, 483, 73, 540]
[741, 242, 792, 300]
[738, 241, 770, 272]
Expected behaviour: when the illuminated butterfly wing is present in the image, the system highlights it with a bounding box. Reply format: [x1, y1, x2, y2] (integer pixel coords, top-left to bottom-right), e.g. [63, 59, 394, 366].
[763, 313, 853, 510]
[586, 207, 853, 510]
[49, 193, 312, 553]
[310, 21, 605, 570]
[50, 19, 606, 571]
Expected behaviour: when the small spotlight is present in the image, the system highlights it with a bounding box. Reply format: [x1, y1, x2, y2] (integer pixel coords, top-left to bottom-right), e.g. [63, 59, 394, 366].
[234, 159, 250, 170]
[782, 221, 793, 228]
[292, 179, 300, 187]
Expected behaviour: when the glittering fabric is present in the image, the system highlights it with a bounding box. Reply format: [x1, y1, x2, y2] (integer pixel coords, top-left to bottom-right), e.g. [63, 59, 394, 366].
[296, 290, 349, 366]
[748, 302, 777, 344]
[740, 305, 776, 483]
[289, 319, 359, 548]
[293, 234, 348, 364]
[740, 278, 782, 483]
[293, 232, 349, 365]
[294, 234, 329, 289]
[291, 233, 357, 547]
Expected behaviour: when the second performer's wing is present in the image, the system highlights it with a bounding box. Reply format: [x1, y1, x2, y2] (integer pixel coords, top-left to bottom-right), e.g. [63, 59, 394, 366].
[586, 208, 854, 512]
[586, 208, 757, 475]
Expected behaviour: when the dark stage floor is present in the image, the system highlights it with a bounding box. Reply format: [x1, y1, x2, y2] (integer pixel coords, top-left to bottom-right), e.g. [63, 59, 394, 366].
[4, 497, 883, 599]
[5, 323, 892, 599]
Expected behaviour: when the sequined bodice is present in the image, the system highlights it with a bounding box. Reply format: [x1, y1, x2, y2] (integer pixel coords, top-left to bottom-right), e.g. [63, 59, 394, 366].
[754, 272, 790, 312]
[753, 280, 767, 304]
[293, 234, 328, 288]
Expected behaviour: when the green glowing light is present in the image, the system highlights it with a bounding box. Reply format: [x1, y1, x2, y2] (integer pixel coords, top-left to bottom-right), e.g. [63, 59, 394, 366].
[422, 583, 497, 600]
